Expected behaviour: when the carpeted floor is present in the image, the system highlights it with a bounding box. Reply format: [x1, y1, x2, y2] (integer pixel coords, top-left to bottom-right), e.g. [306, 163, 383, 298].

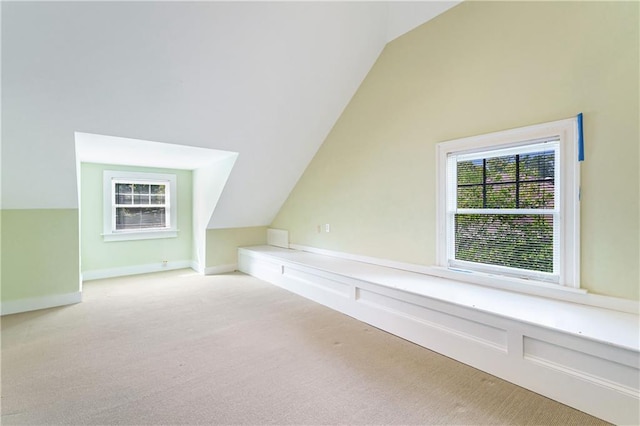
[1, 270, 608, 425]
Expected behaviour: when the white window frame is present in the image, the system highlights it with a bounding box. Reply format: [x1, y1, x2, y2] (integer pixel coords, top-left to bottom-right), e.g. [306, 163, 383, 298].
[436, 117, 580, 289]
[103, 170, 178, 242]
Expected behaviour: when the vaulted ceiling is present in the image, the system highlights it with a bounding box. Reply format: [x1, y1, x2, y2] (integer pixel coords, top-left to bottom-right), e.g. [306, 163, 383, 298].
[1, 1, 459, 228]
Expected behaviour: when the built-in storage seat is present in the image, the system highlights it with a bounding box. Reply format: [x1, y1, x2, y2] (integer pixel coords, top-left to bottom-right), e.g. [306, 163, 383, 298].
[238, 245, 639, 425]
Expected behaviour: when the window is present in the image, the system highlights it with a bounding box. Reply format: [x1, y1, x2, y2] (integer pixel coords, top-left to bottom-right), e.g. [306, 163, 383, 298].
[436, 118, 580, 288]
[114, 181, 168, 230]
[103, 171, 177, 241]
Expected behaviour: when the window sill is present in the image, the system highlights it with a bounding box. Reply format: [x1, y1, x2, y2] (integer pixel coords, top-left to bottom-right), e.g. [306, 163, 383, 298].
[102, 229, 178, 242]
[429, 266, 587, 297]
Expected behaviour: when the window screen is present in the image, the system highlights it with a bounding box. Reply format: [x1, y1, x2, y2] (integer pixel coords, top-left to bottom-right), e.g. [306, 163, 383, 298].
[114, 182, 168, 230]
[449, 141, 559, 278]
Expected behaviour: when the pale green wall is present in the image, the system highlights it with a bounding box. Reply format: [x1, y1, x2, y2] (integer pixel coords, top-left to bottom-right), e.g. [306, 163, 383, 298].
[272, 2, 639, 300]
[80, 163, 193, 272]
[1, 209, 80, 301]
[206, 226, 267, 268]
[0, 208, 3, 294]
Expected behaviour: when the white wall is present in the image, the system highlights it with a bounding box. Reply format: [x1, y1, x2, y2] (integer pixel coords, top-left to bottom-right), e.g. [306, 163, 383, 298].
[1, 2, 388, 228]
[192, 156, 238, 272]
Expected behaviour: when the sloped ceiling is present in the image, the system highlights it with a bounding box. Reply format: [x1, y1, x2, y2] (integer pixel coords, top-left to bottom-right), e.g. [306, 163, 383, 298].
[1, 1, 459, 228]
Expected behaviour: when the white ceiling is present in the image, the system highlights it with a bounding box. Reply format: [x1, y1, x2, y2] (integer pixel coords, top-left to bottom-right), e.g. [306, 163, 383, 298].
[386, 1, 461, 42]
[75, 132, 237, 170]
[2, 1, 460, 228]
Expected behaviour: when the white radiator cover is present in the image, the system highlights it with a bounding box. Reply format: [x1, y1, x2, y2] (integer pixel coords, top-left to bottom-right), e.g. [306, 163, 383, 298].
[266, 228, 289, 249]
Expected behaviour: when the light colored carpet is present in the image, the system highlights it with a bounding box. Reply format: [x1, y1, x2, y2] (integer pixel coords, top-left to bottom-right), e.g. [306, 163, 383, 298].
[1, 270, 608, 425]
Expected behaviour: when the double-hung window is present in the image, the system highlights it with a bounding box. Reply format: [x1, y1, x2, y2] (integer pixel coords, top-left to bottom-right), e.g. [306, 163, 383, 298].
[103, 171, 178, 241]
[436, 118, 580, 288]
[114, 181, 168, 230]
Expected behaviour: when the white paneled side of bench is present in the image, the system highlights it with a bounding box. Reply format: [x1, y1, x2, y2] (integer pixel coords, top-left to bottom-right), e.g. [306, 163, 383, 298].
[523, 337, 639, 393]
[237, 246, 640, 425]
[356, 287, 508, 351]
[238, 251, 282, 282]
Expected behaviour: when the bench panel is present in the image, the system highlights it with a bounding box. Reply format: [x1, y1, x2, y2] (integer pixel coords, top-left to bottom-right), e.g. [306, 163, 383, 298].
[238, 246, 640, 425]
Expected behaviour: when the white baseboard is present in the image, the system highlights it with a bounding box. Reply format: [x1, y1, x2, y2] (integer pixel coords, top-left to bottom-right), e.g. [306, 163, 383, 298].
[289, 244, 639, 314]
[191, 261, 203, 274]
[82, 260, 194, 281]
[1, 291, 82, 316]
[204, 263, 237, 275]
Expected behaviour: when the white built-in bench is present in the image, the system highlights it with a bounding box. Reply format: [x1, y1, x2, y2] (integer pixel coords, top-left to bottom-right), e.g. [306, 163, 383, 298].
[238, 245, 639, 425]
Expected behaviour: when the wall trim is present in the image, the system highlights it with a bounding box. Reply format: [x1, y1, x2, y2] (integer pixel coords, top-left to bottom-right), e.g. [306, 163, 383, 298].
[289, 244, 639, 314]
[1, 291, 82, 316]
[204, 263, 237, 275]
[82, 260, 194, 281]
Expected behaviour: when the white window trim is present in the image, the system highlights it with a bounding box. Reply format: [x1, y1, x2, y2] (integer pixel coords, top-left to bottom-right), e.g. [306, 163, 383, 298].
[436, 117, 580, 290]
[103, 170, 178, 242]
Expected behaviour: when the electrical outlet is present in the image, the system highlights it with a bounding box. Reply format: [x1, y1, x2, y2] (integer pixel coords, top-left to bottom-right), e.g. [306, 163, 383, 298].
[162, 260, 168, 267]
[317, 224, 331, 233]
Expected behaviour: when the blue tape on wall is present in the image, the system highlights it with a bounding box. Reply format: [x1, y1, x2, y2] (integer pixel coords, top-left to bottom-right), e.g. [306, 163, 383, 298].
[577, 112, 584, 161]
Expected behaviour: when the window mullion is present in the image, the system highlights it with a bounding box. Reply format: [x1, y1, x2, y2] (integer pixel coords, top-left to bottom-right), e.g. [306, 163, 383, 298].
[482, 158, 487, 209]
[456, 208, 556, 215]
[515, 154, 520, 208]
